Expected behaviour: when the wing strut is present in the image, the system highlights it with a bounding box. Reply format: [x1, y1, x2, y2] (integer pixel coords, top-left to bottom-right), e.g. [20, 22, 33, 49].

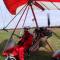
[3, 4, 27, 29]
[4, 5, 28, 51]
[30, 4, 38, 28]
[22, 6, 29, 27]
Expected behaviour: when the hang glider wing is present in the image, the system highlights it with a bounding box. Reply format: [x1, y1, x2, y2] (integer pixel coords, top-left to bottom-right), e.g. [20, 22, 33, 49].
[34, 0, 60, 2]
[3, 0, 60, 15]
[1, 0, 60, 29]
[3, 0, 28, 14]
[35, 0, 60, 10]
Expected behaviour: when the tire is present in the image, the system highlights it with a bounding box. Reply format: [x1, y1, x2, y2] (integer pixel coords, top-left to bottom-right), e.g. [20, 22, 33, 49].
[5, 56, 16, 60]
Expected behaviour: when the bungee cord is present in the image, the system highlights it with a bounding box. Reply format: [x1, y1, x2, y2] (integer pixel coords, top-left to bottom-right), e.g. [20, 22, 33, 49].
[30, 4, 39, 28]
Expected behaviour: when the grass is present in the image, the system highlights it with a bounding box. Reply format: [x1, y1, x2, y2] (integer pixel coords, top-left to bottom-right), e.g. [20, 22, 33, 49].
[0, 55, 5, 60]
[0, 28, 60, 60]
[0, 30, 11, 42]
[47, 28, 60, 51]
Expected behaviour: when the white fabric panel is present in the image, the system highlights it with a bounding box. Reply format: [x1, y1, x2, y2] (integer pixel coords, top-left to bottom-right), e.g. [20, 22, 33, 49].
[0, 0, 60, 29]
[47, 10, 60, 27]
[37, 1, 60, 10]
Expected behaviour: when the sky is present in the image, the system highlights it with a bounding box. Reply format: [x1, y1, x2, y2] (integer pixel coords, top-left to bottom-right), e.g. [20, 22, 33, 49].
[0, 0, 60, 29]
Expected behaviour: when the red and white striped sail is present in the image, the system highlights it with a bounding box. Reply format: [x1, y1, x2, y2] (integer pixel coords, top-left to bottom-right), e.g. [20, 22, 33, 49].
[0, 0, 60, 29]
[3, 0, 60, 14]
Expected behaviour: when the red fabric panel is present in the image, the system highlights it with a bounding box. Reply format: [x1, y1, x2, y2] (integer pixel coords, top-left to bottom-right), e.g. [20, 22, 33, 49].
[34, 0, 60, 2]
[3, 0, 60, 14]
[3, 0, 28, 14]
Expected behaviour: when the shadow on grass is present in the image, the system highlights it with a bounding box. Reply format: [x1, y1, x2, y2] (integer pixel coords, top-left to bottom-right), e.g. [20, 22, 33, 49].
[25, 51, 52, 60]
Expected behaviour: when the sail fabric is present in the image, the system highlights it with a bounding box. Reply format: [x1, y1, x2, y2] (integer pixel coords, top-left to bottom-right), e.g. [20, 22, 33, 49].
[3, 0, 60, 14]
[3, 0, 28, 14]
[34, 0, 60, 2]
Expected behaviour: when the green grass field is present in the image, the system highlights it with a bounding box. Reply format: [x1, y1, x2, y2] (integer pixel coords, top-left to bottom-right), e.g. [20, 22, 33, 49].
[0, 28, 60, 60]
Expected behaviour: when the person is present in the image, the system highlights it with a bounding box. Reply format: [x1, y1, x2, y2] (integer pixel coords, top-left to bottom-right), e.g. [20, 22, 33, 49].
[33, 27, 50, 43]
[2, 28, 33, 60]
[30, 27, 52, 52]
[33, 27, 52, 40]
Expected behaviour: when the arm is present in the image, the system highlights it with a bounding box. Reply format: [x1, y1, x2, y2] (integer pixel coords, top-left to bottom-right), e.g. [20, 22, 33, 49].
[13, 33, 21, 38]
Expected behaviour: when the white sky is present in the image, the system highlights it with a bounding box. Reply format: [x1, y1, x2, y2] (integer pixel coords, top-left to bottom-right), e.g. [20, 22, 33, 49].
[0, 0, 60, 29]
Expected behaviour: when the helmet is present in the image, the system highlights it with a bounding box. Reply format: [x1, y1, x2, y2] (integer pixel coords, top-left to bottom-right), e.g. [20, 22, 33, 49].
[24, 27, 29, 30]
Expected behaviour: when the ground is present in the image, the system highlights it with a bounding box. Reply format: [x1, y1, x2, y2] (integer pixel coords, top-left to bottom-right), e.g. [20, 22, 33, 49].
[0, 28, 60, 60]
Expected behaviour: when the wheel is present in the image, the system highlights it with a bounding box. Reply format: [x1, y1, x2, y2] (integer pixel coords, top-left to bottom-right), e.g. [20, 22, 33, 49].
[5, 56, 16, 60]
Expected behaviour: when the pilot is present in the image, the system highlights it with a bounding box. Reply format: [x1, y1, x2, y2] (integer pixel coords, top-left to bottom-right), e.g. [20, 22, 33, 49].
[3, 28, 33, 60]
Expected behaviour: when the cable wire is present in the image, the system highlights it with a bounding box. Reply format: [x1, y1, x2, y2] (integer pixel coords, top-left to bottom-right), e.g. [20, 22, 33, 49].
[3, 5, 28, 51]
[3, 4, 27, 29]
[22, 6, 29, 27]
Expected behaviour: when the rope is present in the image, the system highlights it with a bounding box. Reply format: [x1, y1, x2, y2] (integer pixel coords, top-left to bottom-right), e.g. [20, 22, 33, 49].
[22, 6, 29, 27]
[30, 4, 38, 28]
[3, 4, 27, 29]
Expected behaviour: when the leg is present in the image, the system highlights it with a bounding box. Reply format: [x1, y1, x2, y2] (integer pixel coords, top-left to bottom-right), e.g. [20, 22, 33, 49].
[11, 46, 19, 56]
[18, 46, 24, 60]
